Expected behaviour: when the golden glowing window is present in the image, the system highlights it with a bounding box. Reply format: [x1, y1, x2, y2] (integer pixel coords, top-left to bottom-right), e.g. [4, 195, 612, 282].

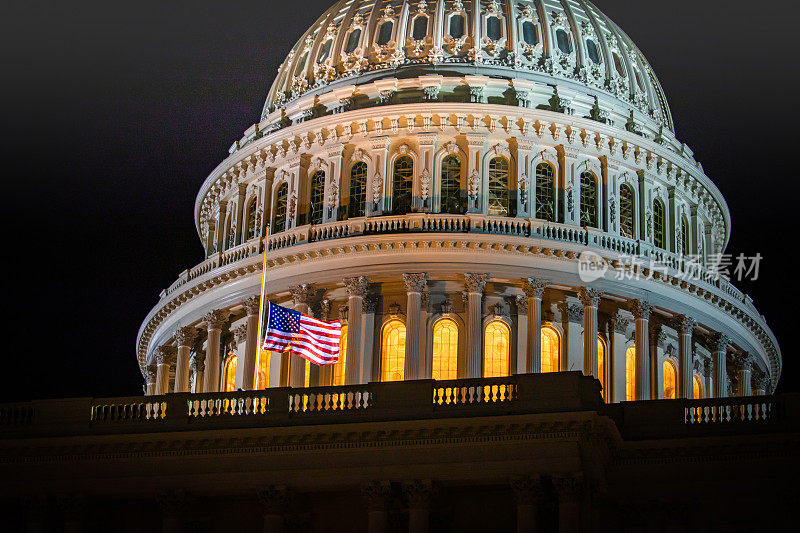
[256, 349, 270, 389]
[332, 324, 348, 386]
[381, 320, 406, 382]
[484, 321, 510, 377]
[432, 319, 458, 380]
[693, 374, 704, 399]
[541, 326, 560, 373]
[663, 360, 677, 399]
[626, 346, 636, 401]
[303, 359, 311, 388]
[598, 336, 607, 400]
[223, 354, 237, 392]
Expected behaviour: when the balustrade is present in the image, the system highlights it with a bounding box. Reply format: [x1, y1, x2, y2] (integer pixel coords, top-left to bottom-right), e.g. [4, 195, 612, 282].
[91, 397, 167, 422]
[685, 397, 777, 425]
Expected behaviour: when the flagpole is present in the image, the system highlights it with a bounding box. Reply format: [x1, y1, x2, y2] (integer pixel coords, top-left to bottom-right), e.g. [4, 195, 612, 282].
[255, 223, 270, 388]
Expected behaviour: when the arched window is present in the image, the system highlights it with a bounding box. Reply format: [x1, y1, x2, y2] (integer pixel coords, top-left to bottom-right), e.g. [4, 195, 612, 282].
[541, 326, 560, 373]
[309, 170, 325, 225]
[223, 354, 237, 392]
[626, 346, 636, 401]
[440, 154, 462, 214]
[522, 21, 538, 46]
[663, 360, 677, 399]
[377, 21, 393, 45]
[245, 197, 257, 240]
[332, 324, 348, 386]
[598, 336, 607, 401]
[392, 156, 414, 215]
[681, 216, 690, 256]
[412, 16, 428, 41]
[653, 199, 666, 249]
[273, 182, 289, 233]
[580, 171, 598, 228]
[449, 15, 465, 39]
[348, 161, 368, 218]
[556, 29, 572, 54]
[381, 320, 406, 382]
[619, 184, 635, 239]
[535, 162, 556, 222]
[586, 39, 601, 64]
[318, 39, 333, 62]
[488, 156, 511, 216]
[432, 318, 458, 380]
[613, 53, 626, 77]
[345, 29, 361, 54]
[224, 213, 233, 250]
[486, 16, 502, 41]
[484, 321, 510, 377]
[693, 374, 704, 399]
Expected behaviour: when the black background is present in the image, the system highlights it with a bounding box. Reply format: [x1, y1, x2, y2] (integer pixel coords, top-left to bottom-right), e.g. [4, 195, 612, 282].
[1, 0, 797, 401]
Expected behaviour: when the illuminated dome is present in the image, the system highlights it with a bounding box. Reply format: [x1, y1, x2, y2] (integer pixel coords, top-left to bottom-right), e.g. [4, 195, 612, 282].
[137, 0, 780, 405]
[264, 0, 674, 135]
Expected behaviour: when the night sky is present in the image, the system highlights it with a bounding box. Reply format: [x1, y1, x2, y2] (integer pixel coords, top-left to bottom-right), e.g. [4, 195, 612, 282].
[1, 0, 797, 402]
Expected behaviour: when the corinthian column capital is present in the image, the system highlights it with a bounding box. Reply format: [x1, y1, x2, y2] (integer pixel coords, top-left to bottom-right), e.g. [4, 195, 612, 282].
[174, 326, 198, 347]
[673, 314, 696, 335]
[144, 366, 157, 385]
[403, 272, 428, 293]
[242, 295, 261, 316]
[203, 309, 230, 331]
[232, 324, 248, 344]
[154, 345, 177, 366]
[629, 299, 653, 320]
[289, 284, 317, 306]
[464, 273, 488, 294]
[523, 277, 548, 299]
[344, 276, 370, 297]
[578, 287, 603, 308]
[712, 332, 731, 352]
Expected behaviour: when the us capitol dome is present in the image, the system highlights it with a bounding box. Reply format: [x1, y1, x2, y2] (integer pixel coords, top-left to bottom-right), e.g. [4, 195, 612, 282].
[137, 0, 781, 403]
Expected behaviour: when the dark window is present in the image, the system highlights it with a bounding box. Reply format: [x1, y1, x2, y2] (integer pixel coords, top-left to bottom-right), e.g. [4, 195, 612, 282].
[535, 163, 556, 222]
[246, 197, 257, 240]
[522, 21, 538, 46]
[318, 39, 333, 62]
[682, 217, 690, 256]
[580, 172, 598, 228]
[586, 39, 600, 64]
[634, 68, 644, 90]
[449, 14, 465, 39]
[486, 16, 502, 41]
[392, 156, 414, 215]
[441, 155, 462, 214]
[619, 184, 635, 239]
[556, 29, 572, 54]
[377, 21, 393, 45]
[296, 52, 308, 73]
[273, 183, 289, 233]
[488, 157, 510, 216]
[412, 16, 428, 40]
[345, 29, 362, 54]
[653, 199, 666, 249]
[613, 53, 626, 77]
[310, 171, 325, 225]
[348, 162, 368, 218]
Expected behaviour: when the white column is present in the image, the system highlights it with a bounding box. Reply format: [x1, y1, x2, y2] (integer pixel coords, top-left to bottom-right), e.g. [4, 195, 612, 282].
[402, 480, 435, 533]
[579, 288, 602, 378]
[202, 309, 230, 393]
[515, 295, 528, 375]
[630, 300, 653, 401]
[232, 324, 248, 389]
[675, 315, 696, 399]
[403, 273, 427, 380]
[238, 296, 261, 390]
[144, 366, 156, 396]
[554, 475, 583, 533]
[511, 477, 543, 533]
[173, 326, 197, 393]
[190, 354, 204, 393]
[738, 354, 754, 396]
[154, 346, 176, 396]
[612, 312, 630, 403]
[464, 273, 488, 378]
[345, 276, 369, 384]
[562, 302, 584, 373]
[289, 284, 316, 387]
[361, 296, 377, 383]
[712, 333, 729, 398]
[361, 481, 392, 533]
[524, 278, 547, 374]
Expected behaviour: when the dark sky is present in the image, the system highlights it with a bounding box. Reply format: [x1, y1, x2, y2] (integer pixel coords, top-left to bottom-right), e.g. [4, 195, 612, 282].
[1, 0, 797, 401]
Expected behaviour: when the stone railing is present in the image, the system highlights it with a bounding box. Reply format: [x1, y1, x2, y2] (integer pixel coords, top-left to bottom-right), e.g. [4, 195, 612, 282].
[684, 396, 777, 425]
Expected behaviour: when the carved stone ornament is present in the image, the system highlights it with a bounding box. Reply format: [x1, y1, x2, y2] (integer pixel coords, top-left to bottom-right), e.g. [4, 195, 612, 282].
[174, 326, 198, 347]
[290, 283, 316, 306]
[510, 477, 544, 506]
[628, 300, 653, 320]
[516, 294, 529, 314]
[441, 298, 454, 315]
[388, 302, 401, 316]
[613, 312, 630, 334]
[464, 273, 488, 294]
[403, 272, 428, 293]
[320, 299, 331, 321]
[361, 481, 392, 512]
[402, 479, 436, 510]
[231, 324, 248, 345]
[338, 304, 349, 323]
[344, 276, 370, 297]
[242, 295, 261, 317]
[420, 169, 431, 200]
[372, 172, 383, 205]
[673, 314, 696, 335]
[523, 277, 548, 299]
[203, 309, 230, 331]
[258, 486, 289, 514]
[564, 303, 584, 322]
[468, 170, 481, 200]
[578, 287, 603, 308]
[155, 345, 177, 366]
[553, 474, 584, 502]
[362, 295, 378, 313]
[712, 332, 731, 353]
[489, 302, 505, 317]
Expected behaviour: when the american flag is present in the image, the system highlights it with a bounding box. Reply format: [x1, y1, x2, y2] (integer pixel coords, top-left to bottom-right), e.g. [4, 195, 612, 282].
[261, 302, 342, 365]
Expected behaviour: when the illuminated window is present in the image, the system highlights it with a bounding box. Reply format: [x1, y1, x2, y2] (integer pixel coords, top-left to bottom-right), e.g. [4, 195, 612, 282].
[663, 360, 677, 399]
[348, 161, 368, 218]
[345, 29, 361, 54]
[653, 199, 666, 249]
[381, 320, 406, 382]
[626, 346, 636, 401]
[619, 184, 635, 239]
[432, 319, 458, 380]
[412, 16, 428, 41]
[309, 170, 325, 225]
[586, 39, 601, 64]
[580, 171, 598, 228]
[541, 326, 560, 373]
[256, 349, 270, 389]
[522, 21, 538, 46]
[681, 216, 690, 256]
[245, 197, 257, 240]
[556, 29, 572, 54]
[486, 16, 502, 41]
[693, 374, 704, 399]
[223, 354, 237, 392]
[441, 155, 462, 214]
[449, 15, 465, 39]
[377, 21, 393, 45]
[598, 336, 607, 400]
[535, 163, 556, 222]
[332, 324, 348, 386]
[488, 156, 511, 216]
[304, 359, 311, 388]
[392, 156, 414, 215]
[484, 321, 510, 377]
[273, 182, 288, 233]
